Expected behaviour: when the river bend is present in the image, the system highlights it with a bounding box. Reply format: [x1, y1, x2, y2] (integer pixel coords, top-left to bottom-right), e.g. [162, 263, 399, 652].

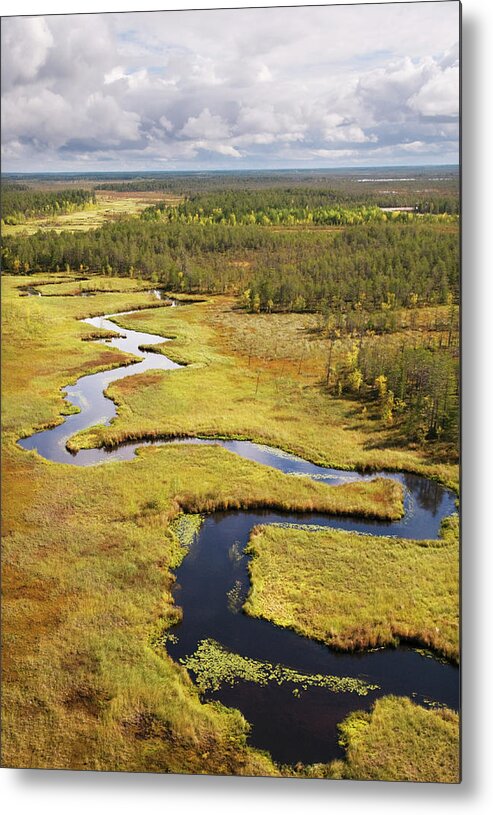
[17, 293, 459, 765]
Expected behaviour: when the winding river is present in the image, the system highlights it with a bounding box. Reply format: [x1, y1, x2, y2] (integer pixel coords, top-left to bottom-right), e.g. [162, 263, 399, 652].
[18, 289, 459, 766]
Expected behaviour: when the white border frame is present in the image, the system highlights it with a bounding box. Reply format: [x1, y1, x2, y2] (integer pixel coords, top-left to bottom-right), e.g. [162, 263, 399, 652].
[2, 1, 491, 812]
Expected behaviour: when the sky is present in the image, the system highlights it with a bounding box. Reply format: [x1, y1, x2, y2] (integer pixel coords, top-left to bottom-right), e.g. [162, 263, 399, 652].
[1, 2, 460, 172]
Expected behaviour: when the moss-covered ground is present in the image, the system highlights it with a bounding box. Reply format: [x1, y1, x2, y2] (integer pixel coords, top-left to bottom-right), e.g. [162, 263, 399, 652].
[244, 515, 459, 662]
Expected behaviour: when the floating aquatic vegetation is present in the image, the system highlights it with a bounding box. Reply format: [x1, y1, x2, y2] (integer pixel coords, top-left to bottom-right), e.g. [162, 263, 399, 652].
[228, 541, 244, 563]
[169, 513, 204, 552]
[226, 580, 244, 613]
[181, 638, 379, 696]
[253, 443, 305, 464]
[421, 698, 448, 710]
[152, 630, 179, 647]
[262, 521, 400, 540]
[289, 471, 356, 483]
[414, 648, 451, 666]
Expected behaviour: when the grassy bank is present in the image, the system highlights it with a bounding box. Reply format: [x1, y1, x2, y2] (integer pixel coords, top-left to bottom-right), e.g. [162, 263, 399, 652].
[1, 436, 402, 773]
[24, 275, 155, 296]
[2, 442, 279, 774]
[244, 516, 459, 661]
[321, 696, 459, 783]
[66, 299, 459, 490]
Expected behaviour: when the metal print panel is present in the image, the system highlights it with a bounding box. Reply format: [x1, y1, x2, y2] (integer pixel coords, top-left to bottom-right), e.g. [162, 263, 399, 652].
[1, 1, 461, 782]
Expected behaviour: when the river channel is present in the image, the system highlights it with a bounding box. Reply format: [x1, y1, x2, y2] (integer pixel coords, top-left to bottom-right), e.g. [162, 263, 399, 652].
[18, 292, 459, 766]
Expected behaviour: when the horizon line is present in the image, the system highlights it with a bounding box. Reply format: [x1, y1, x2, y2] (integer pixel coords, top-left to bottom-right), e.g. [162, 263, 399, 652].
[2, 163, 460, 176]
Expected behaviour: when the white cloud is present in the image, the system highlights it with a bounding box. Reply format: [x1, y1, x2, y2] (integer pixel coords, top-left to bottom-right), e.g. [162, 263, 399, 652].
[104, 66, 126, 85]
[1, 88, 72, 146]
[322, 116, 377, 145]
[158, 116, 173, 133]
[409, 65, 459, 117]
[195, 142, 242, 159]
[1, 4, 460, 170]
[1, 17, 53, 91]
[85, 93, 141, 142]
[400, 140, 428, 153]
[180, 108, 231, 140]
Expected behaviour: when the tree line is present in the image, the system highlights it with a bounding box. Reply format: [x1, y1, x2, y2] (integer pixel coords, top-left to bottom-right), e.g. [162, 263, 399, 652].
[2, 218, 458, 313]
[94, 171, 459, 210]
[1, 188, 96, 225]
[245, 222, 458, 312]
[323, 313, 459, 444]
[143, 187, 459, 222]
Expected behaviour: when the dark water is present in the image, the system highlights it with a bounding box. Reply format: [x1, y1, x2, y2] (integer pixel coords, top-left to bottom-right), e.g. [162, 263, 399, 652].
[167, 509, 459, 765]
[17, 300, 459, 766]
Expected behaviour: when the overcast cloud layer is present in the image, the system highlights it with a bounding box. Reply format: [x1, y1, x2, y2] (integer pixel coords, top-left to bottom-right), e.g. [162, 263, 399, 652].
[1, 3, 460, 171]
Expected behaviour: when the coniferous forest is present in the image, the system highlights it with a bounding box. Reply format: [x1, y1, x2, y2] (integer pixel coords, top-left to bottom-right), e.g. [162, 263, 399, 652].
[1, 174, 459, 449]
[1, 186, 96, 224]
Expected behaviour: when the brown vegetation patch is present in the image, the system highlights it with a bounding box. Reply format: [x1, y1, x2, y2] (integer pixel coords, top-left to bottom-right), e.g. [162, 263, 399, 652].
[114, 371, 165, 395]
[64, 684, 112, 717]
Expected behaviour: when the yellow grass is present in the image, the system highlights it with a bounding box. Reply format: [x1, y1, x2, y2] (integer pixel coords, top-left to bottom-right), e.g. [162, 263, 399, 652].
[244, 516, 459, 661]
[1, 192, 162, 236]
[323, 696, 459, 783]
[2, 274, 408, 774]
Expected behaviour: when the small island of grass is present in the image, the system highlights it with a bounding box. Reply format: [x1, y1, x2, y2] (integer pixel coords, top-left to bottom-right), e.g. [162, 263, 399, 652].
[244, 515, 459, 662]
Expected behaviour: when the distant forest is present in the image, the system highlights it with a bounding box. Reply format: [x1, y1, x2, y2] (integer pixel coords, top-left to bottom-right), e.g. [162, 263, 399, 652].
[2, 166, 459, 209]
[98, 172, 459, 213]
[143, 189, 458, 224]
[1, 187, 95, 224]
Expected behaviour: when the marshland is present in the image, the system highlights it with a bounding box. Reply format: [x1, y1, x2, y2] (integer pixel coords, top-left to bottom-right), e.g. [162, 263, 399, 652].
[1, 168, 459, 781]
